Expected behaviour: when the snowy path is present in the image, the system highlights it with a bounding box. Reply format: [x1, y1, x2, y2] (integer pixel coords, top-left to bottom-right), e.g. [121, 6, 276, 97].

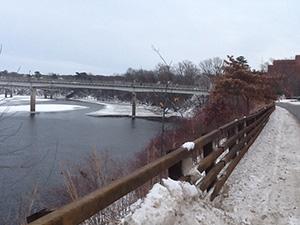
[123, 106, 300, 225]
[215, 106, 300, 224]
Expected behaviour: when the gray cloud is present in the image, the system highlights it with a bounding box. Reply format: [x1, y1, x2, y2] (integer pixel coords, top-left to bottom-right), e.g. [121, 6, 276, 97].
[0, 0, 299, 75]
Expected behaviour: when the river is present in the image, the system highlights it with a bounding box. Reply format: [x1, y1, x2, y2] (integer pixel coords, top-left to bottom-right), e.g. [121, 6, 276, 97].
[0, 96, 166, 223]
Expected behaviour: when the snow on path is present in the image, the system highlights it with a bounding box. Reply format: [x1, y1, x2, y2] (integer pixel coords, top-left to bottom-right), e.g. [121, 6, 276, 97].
[215, 106, 300, 224]
[122, 106, 300, 225]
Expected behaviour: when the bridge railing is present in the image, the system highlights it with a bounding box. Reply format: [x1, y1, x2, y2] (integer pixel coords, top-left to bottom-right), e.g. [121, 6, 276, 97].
[28, 103, 275, 225]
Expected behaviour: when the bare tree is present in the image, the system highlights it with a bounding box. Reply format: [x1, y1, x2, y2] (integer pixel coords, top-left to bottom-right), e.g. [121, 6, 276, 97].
[199, 57, 224, 76]
[174, 60, 200, 85]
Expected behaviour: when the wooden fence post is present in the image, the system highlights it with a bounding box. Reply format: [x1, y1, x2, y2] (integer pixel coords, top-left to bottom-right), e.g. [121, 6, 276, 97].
[243, 116, 247, 141]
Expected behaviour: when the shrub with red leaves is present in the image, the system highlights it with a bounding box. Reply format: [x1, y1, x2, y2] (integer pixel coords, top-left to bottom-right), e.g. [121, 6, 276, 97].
[137, 56, 276, 165]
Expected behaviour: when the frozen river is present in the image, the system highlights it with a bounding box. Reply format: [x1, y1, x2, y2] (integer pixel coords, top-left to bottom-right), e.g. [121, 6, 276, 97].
[0, 96, 166, 223]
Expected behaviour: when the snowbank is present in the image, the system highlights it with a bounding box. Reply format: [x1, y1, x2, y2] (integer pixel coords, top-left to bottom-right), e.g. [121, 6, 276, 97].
[121, 178, 245, 225]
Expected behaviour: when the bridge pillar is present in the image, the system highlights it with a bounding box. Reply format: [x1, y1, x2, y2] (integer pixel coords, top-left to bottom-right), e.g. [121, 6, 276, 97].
[4, 89, 8, 98]
[131, 92, 136, 119]
[30, 88, 36, 113]
[50, 91, 53, 99]
[44, 90, 48, 99]
[10, 89, 13, 98]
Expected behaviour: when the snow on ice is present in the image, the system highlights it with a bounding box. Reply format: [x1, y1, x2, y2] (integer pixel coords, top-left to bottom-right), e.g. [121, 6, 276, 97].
[0, 104, 87, 113]
[73, 96, 184, 118]
[0, 95, 87, 113]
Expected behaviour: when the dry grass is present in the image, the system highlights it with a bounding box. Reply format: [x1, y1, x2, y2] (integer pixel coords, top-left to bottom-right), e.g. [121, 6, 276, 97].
[44, 150, 148, 225]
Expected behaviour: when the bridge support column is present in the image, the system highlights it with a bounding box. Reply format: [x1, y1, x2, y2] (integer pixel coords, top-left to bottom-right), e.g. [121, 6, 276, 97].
[10, 89, 13, 98]
[50, 92, 53, 99]
[44, 90, 48, 99]
[131, 92, 136, 119]
[4, 89, 8, 98]
[30, 88, 36, 113]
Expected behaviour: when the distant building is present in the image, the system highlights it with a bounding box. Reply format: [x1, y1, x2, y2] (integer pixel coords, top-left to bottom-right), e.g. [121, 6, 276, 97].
[267, 55, 300, 96]
[268, 55, 300, 75]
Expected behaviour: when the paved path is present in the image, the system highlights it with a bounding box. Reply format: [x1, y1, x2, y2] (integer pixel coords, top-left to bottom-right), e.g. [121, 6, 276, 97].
[277, 101, 300, 122]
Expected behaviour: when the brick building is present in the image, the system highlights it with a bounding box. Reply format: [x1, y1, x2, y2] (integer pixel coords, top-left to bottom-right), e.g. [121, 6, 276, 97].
[268, 55, 300, 96]
[268, 55, 300, 75]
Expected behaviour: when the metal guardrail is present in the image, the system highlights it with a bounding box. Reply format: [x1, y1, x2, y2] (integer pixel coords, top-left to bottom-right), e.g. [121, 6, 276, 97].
[28, 103, 275, 225]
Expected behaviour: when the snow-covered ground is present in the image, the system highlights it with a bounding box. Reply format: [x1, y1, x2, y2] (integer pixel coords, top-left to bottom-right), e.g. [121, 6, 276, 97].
[0, 95, 87, 113]
[277, 98, 300, 105]
[86, 102, 166, 118]
[122, 106, 300, 225]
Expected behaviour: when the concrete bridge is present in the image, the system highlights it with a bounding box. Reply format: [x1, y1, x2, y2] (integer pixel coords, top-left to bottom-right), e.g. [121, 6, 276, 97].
[0, 77, 209, 117]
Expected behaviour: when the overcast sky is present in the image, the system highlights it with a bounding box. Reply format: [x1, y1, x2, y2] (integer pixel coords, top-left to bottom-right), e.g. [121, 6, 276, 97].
[0, 0, 299, 75]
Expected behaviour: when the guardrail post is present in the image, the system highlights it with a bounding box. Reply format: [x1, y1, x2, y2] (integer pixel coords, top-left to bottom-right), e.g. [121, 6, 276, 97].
[243, 116, 247, 141]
